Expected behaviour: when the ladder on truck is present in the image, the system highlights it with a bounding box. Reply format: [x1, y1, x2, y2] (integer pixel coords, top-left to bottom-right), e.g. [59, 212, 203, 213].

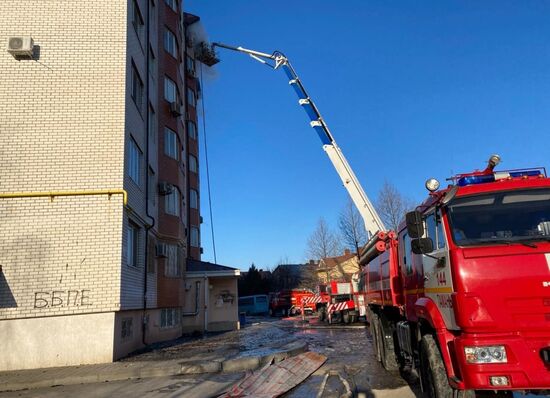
[209, 43, 386, 238]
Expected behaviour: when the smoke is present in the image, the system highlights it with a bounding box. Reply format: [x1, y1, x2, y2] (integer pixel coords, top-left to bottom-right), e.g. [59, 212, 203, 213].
[188, 21, 208, 48]
[188, 22, 219, 81]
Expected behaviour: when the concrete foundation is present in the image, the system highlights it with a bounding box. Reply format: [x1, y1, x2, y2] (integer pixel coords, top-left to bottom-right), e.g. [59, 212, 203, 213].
[0, 312, 115, 371]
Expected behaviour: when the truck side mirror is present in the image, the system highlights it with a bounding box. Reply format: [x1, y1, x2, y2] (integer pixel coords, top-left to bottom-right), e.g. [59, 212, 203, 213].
[406, 211, 424, 238]
[411, 238, 434, 254]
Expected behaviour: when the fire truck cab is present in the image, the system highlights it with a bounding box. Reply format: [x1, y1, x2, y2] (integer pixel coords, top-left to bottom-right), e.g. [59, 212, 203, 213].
[366, 157, 550, 396]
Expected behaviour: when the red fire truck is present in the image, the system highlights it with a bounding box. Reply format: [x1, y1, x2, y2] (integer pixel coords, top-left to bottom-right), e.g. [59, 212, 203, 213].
[269, 289, 315, 316]
[314, 281, 362, 324]
[363, 156, 550, 396]
[210, 43, 550, 394]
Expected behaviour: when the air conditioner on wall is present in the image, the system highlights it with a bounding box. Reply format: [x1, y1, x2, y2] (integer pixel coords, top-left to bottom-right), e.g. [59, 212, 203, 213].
[170, 102, 183, 117]
[158, 182, 173, 195]
[7, 36, 33, 57]
[155, 243, 169, 258]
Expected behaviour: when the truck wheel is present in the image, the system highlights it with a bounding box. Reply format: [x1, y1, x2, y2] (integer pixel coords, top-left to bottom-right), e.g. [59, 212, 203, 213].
[377, 317, 399, 371]
[420, 334, 453, 398]
[343, 311, 350, 324]
[369, 312, 381, 362]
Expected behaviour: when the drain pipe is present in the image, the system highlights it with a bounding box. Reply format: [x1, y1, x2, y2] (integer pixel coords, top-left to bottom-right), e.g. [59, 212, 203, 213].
[142, 0, 156, 346]
[182, 280, 201, 316]
[204, 275, 209, 333]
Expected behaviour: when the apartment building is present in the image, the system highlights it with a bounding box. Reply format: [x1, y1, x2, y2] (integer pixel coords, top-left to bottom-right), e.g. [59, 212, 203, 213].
[0, 0, 238, 371]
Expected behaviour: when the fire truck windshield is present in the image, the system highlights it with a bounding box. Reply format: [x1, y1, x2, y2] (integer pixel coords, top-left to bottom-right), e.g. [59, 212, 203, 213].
[446, 188, 550, 246]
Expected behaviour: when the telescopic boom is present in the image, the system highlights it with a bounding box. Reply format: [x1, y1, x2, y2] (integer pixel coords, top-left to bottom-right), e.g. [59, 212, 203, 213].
[212, 42, 386, 237]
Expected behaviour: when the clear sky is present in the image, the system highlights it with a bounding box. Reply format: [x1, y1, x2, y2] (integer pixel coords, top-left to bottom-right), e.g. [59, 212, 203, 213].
[186, 1, 550, 271]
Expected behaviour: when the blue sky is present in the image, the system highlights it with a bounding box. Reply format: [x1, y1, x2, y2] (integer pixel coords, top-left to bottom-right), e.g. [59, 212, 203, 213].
[186, 1, 550, 271]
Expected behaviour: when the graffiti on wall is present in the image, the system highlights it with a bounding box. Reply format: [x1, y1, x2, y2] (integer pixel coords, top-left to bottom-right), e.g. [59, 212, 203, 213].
[33, 290, 92, 309]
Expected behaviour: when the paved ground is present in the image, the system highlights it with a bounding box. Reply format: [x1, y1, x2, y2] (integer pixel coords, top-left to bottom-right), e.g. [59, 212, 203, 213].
[278, 317, 420, 398]
[0, 316, 419, 398]
[0, 316, 544, 397]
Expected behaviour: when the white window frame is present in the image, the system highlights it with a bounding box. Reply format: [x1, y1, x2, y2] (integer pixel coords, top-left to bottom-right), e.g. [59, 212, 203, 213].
[186, 55, 195, 75]
[164, 28, 177, 58]
[127, 222, 139, 267]
[190, 226, 199, 247]
[189, 154, 198, 173]
[187, 87, 196, 108]
[165, 189, 179, 216]
[165, 244, 181, 277]
[190, 189, 198, 209]
[164, 0, 177, 12]
[132, 62, 144, 112]
[128, 138, 142, 185]
[164, 127, 178, 160]
[187, 120, 197, 140]
[132, 0, 144, 41]
[121, 317, 133, 339]
[164, 77, 177, 103]
[160, 308, 180, 328]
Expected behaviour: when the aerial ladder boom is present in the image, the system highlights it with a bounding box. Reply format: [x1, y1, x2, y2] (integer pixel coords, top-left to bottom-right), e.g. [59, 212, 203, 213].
[211, 43, 386, 237]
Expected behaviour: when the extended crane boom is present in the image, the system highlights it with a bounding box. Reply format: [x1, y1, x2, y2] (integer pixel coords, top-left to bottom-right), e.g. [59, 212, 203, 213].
[212, 42, 386, 237]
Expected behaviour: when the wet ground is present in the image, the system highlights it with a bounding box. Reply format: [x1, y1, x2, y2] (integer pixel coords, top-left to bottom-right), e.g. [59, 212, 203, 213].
[1, 316, 546, 397]
[272, 316, 420, 398]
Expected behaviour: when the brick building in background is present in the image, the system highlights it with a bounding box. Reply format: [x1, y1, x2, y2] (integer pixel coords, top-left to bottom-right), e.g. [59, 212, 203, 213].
[0, 0, 238, 371]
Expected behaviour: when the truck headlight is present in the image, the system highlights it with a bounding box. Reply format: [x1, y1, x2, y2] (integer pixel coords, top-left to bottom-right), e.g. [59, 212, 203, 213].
[464, 346, 507, 364]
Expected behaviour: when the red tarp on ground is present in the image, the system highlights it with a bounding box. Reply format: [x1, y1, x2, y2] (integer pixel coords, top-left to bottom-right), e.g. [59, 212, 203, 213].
[219, 351, 327, 398]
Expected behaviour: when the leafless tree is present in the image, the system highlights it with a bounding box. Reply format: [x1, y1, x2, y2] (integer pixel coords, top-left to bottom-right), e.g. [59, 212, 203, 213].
[375, 180, 416, 231]
[338, 199, 368, 256]
[306, 218, 342, 260]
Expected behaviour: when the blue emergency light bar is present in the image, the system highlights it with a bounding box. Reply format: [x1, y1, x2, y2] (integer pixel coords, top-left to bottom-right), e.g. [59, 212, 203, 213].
[456, 168, 546, 187]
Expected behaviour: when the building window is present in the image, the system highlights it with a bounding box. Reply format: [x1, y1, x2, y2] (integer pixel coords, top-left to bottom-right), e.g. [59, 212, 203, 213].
[165, 189, 179, 216]
[186, 55, 195, 75]
[148, 105, 156, 144]
[128, 138, 142, 185]
[165, 244, 181, 277]
[121, 318, 133, 339]
[160, 308, 180, 328]
[148, 167, 156, 206]
[187, 120, 197, 140]
[190, 226, 199, 247]
[190, 189, 198, 209]
[187, 87, 196, 108]
[132, 0, 144, 41]
[149, 45, 157, 81]
[164, 0, 177, 12]
[127, 221, 139, 267]
[189, 154, 198, 173]
[164, 77, 177, 103]
[149, 0, 157, 35]
[132, 62, 144, 112]
[164, 127, 178, 160]
[164, 28, 178, 58]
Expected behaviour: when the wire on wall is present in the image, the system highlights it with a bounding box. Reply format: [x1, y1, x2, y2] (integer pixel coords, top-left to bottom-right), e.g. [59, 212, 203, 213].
[199, 63, 218, 264]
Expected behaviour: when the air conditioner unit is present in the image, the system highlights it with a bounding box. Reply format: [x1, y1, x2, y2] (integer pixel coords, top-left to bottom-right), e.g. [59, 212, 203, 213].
[158, 182, 173, 195]
[155, 243, 169, 258]
[170, 102, 183, 117]
[7, 36, 34, 57]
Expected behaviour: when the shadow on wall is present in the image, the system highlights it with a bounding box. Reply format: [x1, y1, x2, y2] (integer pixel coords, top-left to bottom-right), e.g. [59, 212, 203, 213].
[0, 268, 17, 308]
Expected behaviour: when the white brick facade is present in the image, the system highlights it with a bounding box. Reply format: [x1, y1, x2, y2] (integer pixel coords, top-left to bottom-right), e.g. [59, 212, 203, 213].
[0, 0, 148, 370]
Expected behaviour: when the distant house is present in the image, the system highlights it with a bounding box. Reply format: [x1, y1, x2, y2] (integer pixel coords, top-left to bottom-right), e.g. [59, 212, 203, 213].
[318, 250, 359, 284]
[271, 261, 318, 291]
